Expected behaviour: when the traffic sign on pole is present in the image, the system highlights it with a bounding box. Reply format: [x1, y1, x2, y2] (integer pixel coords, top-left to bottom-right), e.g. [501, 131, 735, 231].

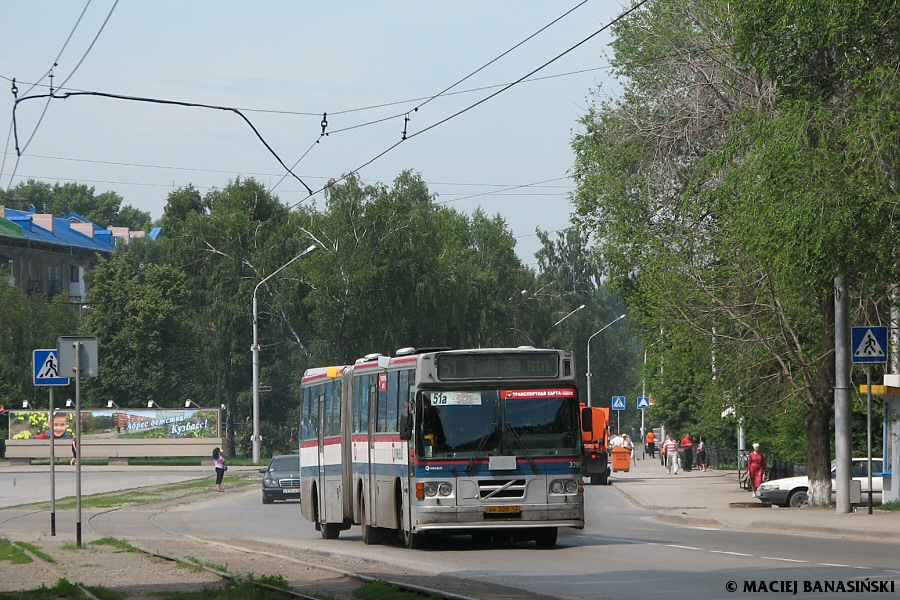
[34, 349, 69, 386]
[637, 396, 651, 409]
[851, 326, 888, 364]
[611, 396, 626, 411]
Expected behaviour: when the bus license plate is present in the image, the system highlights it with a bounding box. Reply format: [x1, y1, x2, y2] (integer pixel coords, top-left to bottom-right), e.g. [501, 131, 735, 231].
[485, 505, 520, 514]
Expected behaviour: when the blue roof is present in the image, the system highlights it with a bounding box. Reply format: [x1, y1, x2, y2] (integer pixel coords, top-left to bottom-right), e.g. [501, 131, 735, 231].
[3, 208, 116, 253]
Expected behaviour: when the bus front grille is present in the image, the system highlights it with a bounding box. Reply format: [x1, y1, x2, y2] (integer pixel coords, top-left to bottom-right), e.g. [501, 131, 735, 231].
[478, 479, 527, 500]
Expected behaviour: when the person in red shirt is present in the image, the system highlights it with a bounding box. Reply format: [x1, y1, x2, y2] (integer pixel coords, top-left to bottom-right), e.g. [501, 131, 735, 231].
[681, 434, 694, 472]
[645, 430, 656, 458]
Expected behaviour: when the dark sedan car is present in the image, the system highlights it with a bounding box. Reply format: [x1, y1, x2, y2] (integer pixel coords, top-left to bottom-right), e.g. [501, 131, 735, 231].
[259, 454, 301, 504]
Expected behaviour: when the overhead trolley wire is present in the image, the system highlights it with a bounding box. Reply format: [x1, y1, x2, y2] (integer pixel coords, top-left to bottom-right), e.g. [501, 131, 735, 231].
[5, 0, 119, 191]
[287, 0, 649, 210]
[9, 89, 314, 196]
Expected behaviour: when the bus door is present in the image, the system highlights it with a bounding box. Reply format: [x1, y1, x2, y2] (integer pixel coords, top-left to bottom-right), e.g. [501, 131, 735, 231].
[317, 387, 327, 523]
[366, 375, 380, 525]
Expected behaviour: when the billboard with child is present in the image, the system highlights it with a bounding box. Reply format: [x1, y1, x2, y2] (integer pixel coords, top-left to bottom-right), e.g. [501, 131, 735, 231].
[8, 409, 221, 440]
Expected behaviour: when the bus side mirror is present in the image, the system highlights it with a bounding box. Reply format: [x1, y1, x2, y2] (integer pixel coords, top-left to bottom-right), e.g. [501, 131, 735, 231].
[399, 414, 412, 440]
[581, 407, 592, 433]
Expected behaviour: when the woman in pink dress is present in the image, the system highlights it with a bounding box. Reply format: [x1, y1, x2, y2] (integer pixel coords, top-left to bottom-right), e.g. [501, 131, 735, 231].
[748, 443, 766, 497]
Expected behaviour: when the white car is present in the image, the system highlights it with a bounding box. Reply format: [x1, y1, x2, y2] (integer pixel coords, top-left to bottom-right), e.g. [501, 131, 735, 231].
[757, 458, 883, 508]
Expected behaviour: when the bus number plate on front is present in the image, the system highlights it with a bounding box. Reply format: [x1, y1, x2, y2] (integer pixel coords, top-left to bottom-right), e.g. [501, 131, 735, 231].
[485, 505, 520, 514]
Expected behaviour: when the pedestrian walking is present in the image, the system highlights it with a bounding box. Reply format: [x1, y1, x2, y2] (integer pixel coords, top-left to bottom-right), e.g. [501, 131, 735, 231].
[645, 429, 656, 458]
[696, 435, 707, 471]
[70, 434, 77, 466]
[661, 434, 679, 475]
[748, 443, 766, 497]
[213, 447, 227, 492]
[681, 433, 694, 472]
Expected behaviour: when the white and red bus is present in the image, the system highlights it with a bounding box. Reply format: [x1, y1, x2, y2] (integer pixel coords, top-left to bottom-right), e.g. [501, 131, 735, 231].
[299, 347, 584, 548]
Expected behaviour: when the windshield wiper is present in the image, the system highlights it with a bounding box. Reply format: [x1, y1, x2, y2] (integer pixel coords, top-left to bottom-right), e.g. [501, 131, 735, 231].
[505, 422, 537, 473]
[465, 423, 497, 473]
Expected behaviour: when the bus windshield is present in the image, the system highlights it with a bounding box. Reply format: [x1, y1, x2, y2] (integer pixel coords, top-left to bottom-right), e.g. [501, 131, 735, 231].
[418, 388, 580, 459]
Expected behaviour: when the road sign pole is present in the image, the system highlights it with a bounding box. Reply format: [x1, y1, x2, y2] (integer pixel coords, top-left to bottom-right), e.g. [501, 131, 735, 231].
[49, 387, 56, 536]
[867, 363, 873, 515]
[74, 341, 82, 547]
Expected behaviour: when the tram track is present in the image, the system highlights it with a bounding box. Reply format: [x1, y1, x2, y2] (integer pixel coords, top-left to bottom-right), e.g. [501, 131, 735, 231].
[79, 501, 482, 600]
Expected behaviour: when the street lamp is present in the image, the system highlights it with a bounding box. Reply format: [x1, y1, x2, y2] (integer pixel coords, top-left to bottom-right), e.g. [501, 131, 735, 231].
[552, 303, 586, 328]
[641, 338, 662, 448]
[147, 400, 160, 409]
[107, 400, 119, 409]
[585, 314, 626, 407]
[252, 243, 318, 464]
[185, 399, 201, 409]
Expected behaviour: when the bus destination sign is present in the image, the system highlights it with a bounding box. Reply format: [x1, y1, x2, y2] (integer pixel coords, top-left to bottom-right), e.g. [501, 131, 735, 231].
[436, 352, 559, 380]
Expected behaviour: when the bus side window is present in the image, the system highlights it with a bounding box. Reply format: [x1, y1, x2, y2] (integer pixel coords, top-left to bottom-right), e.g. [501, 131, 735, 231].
[356, 375, 369, 433]
[300, 387, 309, 440]
[312, 387, 322, 439]
[398, 369, 413, 440]
[398, 370, 410, 420]
[387, 371, 399, 432]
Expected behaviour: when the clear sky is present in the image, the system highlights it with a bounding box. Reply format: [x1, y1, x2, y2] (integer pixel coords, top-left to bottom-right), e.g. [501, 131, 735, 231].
[1, 1, 623, 264]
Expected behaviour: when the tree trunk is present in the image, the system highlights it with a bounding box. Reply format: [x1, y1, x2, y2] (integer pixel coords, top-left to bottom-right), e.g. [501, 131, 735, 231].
[804, 402, 832, 506]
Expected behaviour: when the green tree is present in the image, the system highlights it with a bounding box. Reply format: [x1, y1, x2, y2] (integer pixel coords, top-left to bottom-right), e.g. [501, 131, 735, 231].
[571, 0, 900, 505]
[1, 180, 151, 228]
[160, 178, 312, 456]
[0, 284, 79, 410]
[83, 239, 195, 407]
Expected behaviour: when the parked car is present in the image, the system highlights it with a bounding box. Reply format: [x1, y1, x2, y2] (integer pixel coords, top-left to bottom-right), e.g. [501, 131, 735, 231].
[757, 458, 883, 508]
[259, 454, 301, 504]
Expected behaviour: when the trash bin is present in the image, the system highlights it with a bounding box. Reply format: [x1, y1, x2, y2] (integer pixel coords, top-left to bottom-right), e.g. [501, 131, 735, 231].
[611, 446, 631, 472]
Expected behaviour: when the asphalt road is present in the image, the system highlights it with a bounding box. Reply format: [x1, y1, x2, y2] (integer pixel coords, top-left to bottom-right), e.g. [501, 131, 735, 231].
[4, 465, 899, 599]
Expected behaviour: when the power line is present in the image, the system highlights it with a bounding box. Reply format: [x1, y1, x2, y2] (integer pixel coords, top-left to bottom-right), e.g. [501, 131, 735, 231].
[289, 0, 649, 210]
[2, 0, 93, 187]
[9, 89, 314, 196]
[0, 150, 573, 195]
[410, 0, 591, 114]
[18, 0, 119, 155]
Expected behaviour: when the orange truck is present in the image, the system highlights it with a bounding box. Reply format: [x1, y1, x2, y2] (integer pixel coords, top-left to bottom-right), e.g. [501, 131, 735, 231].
[580, 403, 611, 485]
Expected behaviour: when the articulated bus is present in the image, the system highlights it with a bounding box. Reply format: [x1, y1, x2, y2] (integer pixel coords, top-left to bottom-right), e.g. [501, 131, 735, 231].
[298, 347, 584, 548]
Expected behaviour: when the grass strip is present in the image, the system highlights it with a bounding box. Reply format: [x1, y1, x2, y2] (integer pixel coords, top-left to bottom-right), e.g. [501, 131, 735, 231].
[0, 538, 31, 564]
[30, 475, 255, 510]
[13, 541, 54, 563]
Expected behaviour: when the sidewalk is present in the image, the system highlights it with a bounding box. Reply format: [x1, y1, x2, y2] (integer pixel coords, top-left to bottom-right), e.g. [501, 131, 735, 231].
[610, 449, 900, 542]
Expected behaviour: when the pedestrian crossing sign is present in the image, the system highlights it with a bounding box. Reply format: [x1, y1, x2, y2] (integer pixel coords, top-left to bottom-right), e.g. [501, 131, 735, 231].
[851, 326, 888, 364]
[33, 349, 70, 386]
[612, 396, 626, 411]
[637, 396, 651, 409]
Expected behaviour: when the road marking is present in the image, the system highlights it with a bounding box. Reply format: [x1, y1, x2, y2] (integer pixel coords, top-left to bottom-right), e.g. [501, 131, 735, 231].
[760, 556, 808, 563]
[666, 544, 702, 550]
[710, 550, 752, 557]
[819, 563, 849, 568]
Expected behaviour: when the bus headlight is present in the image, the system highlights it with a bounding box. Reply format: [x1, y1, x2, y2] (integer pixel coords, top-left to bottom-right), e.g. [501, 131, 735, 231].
[424, 482, 438, 497]
[438, 483, 453, 497]
[550, 480, 565, 494]
[564, 479, 579, 494]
